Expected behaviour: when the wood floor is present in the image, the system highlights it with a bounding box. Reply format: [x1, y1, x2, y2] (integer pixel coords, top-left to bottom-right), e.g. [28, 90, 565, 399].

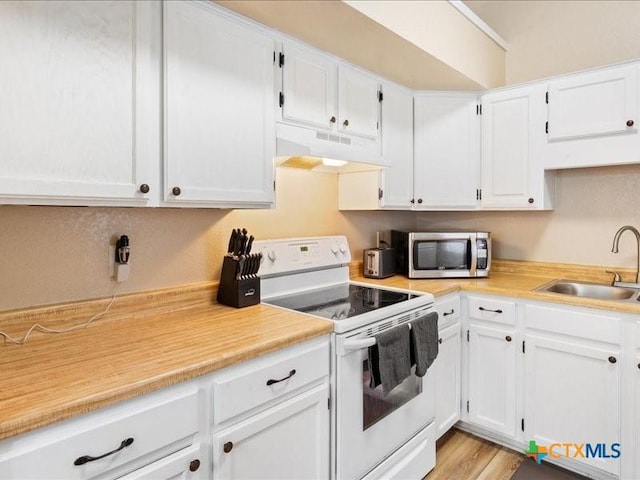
[425, 429, 524, 480]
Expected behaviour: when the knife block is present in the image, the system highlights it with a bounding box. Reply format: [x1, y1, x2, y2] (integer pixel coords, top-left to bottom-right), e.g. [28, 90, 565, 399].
[216, 256, 260, 308]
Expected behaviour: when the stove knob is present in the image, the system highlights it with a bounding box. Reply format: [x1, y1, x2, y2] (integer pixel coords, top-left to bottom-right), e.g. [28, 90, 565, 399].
[268, 250, 277, 262]
[330, 243, 339, 255]
[339, 243, 347, 254]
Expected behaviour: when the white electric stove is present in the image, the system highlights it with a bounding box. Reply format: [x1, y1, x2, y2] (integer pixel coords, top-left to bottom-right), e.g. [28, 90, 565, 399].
[255, 236, 437, 480]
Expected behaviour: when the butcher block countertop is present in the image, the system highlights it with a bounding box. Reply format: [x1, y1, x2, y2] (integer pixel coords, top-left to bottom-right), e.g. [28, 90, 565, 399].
[2, 258, 639, 442]
[0, 283, 332, 441]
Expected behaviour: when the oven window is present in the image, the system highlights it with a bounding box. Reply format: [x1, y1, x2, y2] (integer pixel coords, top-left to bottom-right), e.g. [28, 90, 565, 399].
[414, 240, 469, 270]
[362, 359, 422, 430]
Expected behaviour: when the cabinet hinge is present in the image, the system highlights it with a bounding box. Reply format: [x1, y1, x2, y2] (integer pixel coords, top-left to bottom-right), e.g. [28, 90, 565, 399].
[522, 340, 526, 353]
[378, 90, 383, 102]
[279, 52, 285, 68]
[466, 400, 470, 413]
[521, 418, 525, 431]
[466, 329, 470, 342]
[545, 91, 549, 104]
[378, 188, 383, 200]
[279, 92, 284, 108]
[545, 121, 549, 134]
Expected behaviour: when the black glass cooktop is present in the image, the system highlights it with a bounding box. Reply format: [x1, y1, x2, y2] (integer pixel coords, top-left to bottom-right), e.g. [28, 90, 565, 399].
[264, 284, 420, 321]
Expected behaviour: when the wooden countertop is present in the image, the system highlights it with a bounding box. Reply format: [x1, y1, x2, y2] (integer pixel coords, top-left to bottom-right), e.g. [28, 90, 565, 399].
[2, 258, 639, 442]
[0, 294, 332, 441]
[351, 259, 640, 314]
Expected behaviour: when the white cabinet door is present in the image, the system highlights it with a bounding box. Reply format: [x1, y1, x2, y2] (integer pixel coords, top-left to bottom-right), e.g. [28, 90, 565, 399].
[414, 94, 480, 209]
[524, 334, 621, 476]
[468, 322, 517, 438]
[213, 384, 329, 480]
[548, 64, 638, 141]
[434, 322, 461, 439]
[480, 86, 534, 209]
[0, 1, 158, 206]
[636, 351, 640, 480]
[480, 84, 551, 210]
[281, 42, 337, 131]
[338, 65, 381, 139]
[380, 82, 414, 209]
[119, 445, 205, 480]
[164, 1, 275, 208]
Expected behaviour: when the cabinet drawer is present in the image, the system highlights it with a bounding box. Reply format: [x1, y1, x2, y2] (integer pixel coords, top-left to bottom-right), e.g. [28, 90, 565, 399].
[525, 303, 621, 344]
[435, 295, 461, 329]
[467, 295, 516, 326]
[213, 340, 329, 424]
[0, 387, 200, 480]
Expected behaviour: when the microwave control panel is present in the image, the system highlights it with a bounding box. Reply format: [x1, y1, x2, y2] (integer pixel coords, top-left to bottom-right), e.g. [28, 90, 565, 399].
[477, 239, 488, 270]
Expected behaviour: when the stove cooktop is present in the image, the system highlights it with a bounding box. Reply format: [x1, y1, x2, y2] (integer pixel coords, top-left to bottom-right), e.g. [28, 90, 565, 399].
[263, 283, 421, 321]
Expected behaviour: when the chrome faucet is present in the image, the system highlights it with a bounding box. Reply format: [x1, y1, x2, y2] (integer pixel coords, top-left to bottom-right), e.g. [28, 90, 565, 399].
[611, 225, 640, 285]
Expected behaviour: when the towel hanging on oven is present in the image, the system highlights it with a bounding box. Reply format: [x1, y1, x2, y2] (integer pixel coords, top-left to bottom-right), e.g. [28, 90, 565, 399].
[368, 324, 411, 394]
[410, 311, 439, 377]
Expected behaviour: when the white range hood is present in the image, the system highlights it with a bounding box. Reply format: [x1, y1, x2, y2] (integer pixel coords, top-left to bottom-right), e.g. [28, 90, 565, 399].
[275, 122, 386, 172]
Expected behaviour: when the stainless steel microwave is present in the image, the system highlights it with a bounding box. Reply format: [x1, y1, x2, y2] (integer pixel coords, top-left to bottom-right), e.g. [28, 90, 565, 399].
[391, 231, 491, 278]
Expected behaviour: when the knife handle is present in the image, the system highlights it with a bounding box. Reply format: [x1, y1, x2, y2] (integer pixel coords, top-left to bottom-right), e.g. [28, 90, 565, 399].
[246, 235, 254, 255]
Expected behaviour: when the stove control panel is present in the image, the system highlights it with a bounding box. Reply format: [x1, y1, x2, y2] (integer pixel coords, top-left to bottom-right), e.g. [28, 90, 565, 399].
[253, 236, 351, 277]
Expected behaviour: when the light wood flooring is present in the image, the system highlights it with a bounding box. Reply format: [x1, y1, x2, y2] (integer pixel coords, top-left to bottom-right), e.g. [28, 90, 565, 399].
[425, 429, 524, 480]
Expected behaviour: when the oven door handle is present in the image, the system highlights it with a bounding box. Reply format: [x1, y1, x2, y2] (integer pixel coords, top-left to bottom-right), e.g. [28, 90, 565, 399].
[343, 337, 376, 352]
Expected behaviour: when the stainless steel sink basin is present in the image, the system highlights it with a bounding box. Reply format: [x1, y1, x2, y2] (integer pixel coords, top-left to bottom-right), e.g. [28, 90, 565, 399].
[534, 279, 640, 302]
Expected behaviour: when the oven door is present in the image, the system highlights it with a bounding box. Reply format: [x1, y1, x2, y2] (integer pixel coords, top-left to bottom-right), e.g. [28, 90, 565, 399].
[335, 319, 436, 480]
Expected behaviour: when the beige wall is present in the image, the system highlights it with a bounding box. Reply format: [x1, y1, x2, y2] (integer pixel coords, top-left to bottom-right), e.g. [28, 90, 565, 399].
[417, 164, 640, 269]
[466, 0, 640, 84]
[0, 168, 414, 311]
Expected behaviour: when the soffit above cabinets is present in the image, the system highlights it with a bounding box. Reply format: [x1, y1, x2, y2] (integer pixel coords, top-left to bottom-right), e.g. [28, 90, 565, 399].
[215, 0, 506, 90]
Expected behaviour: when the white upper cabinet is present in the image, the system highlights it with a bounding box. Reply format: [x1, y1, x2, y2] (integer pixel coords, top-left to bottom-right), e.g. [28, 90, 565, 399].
[480, 84, 553, 209]
[414, 94, 480, 209]
[164, 1, 275, 208]
[0, 1, 159, 206]
[279, 41, 381, 141]
[337, 82, 412, 210]
[542, 63, 640, 169]
[338, 65, 381, 139]
[281, 43, 337, 131]
[547, 64, 637, 141]
[379, 82, 414, 208]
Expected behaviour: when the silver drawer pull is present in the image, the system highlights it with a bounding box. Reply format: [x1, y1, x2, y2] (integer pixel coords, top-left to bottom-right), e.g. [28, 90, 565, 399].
[74, 438, 134, 466]
[266, 369, 296, 386]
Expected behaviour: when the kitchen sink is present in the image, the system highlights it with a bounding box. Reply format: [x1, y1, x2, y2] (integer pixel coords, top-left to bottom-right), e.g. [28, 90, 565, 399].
[534, 279, 640, 302]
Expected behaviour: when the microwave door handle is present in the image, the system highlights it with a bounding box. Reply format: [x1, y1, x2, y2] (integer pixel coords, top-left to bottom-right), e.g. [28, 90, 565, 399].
[469, 234, 478, 276]
[343, 337, 376, 352]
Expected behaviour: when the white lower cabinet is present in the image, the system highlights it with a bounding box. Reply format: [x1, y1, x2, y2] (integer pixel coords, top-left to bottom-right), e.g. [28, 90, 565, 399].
[636, 347, 640, 479]
[461, 295, 634, 479]
[523, 304, 622, 476]
[433, 295, 461, 439]
[211, 336, 330, 480]
[212, 384, 329, 480]
[466, 295, 517, 439]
